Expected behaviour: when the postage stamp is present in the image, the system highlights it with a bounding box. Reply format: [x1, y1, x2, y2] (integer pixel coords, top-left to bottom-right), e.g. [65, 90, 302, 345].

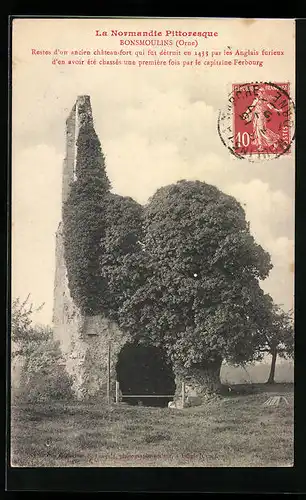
[218, 82, 295, 162]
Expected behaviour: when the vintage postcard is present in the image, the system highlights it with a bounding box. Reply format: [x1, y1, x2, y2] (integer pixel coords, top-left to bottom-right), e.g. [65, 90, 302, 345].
[10, 17, 295, 468]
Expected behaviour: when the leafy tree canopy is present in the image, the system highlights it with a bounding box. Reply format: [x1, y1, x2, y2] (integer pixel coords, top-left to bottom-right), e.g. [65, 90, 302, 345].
[254, 295, 294, 359]
[116, 180, 273, 368]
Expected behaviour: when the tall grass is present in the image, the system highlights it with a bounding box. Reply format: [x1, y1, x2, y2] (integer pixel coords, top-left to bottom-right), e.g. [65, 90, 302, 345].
[11, 383, 294, 468]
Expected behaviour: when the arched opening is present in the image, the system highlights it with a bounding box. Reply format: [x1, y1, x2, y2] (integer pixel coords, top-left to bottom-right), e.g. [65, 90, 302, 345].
[116, 343, 176, 407]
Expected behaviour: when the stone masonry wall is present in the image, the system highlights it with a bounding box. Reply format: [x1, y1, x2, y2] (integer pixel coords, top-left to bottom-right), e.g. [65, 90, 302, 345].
[52, 224, 130, 400]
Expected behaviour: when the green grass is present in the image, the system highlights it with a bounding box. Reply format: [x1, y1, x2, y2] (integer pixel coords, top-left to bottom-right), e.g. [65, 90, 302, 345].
[10, 383, 294, 467]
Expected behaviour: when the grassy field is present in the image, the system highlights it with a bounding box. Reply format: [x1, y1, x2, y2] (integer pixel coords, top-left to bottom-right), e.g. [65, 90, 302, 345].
[10, 383, 294, 468]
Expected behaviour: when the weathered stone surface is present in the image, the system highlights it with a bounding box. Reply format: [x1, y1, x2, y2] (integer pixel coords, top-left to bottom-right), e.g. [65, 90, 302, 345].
[53, 229, 130, 400]
[168, 400, 190, 409]
[65, 317, 131, 400]
[173, 359, 223, 405]
[186, 395, 202, 407]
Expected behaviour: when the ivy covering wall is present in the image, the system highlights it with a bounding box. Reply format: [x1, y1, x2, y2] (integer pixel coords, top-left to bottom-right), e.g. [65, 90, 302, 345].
[62, 122, 111, 315]
[62, 120, 143, 317]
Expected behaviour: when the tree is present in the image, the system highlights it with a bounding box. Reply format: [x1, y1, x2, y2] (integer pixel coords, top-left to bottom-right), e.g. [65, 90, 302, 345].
[61, 171, 275, 396]
[19, 324, 73, 402]
[12, 294, 44, 357]
[255, 296, 294, 384]
[116, 180, 273, 396]
[12, 296, 73, 402]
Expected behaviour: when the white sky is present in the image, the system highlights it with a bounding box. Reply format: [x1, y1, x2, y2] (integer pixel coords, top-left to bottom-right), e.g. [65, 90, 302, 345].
[12, 18, 295, 325]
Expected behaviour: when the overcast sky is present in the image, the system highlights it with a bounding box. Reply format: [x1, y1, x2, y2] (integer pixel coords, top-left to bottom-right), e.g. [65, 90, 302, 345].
[12, 18, 295, 325]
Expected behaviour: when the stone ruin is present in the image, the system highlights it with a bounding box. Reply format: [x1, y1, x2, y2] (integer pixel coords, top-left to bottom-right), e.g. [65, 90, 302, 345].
[52, 96, 177, 404]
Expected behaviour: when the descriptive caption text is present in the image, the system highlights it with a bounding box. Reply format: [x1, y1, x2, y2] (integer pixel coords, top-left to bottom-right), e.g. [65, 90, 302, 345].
[31, 32, 285, 69]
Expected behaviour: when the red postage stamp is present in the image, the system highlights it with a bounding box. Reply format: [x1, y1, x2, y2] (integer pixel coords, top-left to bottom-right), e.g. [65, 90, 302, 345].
[218, 82, 295, 162]
[233, 83, 292, 156]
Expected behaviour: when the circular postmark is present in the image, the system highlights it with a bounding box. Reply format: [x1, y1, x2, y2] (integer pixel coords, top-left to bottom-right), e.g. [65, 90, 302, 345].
[217, 82, 295, 163]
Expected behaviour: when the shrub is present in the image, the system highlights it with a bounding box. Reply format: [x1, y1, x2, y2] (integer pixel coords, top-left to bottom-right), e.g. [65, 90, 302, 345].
[13, 326, 74, 403]
[17, 366, 73, 403]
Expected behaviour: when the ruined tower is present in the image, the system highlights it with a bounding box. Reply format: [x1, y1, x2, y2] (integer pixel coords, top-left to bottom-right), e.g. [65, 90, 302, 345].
[52, 96, 130, 400]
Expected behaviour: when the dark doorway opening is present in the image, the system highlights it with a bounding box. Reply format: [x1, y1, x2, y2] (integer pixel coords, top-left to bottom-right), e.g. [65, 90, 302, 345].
[116, 343, 176, 407]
